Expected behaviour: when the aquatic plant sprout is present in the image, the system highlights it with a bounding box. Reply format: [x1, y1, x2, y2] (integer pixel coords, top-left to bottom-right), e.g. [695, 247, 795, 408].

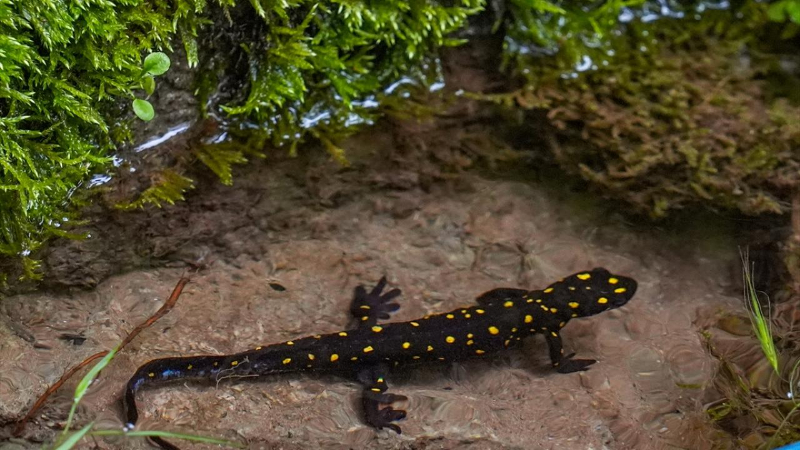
[741, 250, 779, 375]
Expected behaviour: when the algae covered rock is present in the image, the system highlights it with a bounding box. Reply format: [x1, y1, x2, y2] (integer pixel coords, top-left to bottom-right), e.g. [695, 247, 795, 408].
[501, 3, 800, 217]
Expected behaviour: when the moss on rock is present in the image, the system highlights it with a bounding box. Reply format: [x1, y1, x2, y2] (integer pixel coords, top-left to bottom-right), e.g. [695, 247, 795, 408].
[0, 0, 482, 278]
[496, 2, 800, 217]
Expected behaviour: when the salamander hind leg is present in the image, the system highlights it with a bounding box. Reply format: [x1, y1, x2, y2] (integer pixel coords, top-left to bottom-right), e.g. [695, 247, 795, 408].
[357, 365, 407, 433]
[350, 276, 401, 328]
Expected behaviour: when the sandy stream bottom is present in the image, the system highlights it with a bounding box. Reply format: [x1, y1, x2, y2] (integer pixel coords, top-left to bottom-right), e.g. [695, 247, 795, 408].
[0, 150, 742, 450]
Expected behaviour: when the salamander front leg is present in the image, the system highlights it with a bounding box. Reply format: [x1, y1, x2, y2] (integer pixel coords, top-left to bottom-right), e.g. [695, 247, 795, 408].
[350, 277, 401, 328]
[357, 365, 407, 433]
[545, 332, 596, 373]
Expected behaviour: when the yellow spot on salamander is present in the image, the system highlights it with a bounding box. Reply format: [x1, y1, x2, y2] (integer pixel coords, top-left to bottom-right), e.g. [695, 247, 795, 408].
[427, 345, 433, 352]
[475, 349, 485, 355]
[535, 298, 542, 303]
[549, 308, 558, 313]
[512, 327, 518, 332]
[363, 346, 374, 353]
[351, 356, 358, 361]
[504, 301, 514, 308]
[286, 341, 294, 345]
[609, 277, 619, 284]
[525, 315, 533, 323]
[187, 365, 193, 370]
[255, 346, 262, 350]
[488, 326, 499, 335]
[559, 322, 566, 328]
[361, 316, 368, 321]
[551, 332, 558, 337]
[461, 309, 467, 313]
[569, 302, 579, 309]
[544, 287, 554, 293]
[377, 377, 384, 383]
[467, 333, 474, 338]
[283, 358, 291, 365]
[540, 305, 548, 311]
[614, 287, 627, 294]
[467, 340, 474, 345]
[577, 273, 591, 280]
[505, 340, 510, 346]
[231, 361, 238, 366]
[360, 305, 371, 309]
[308, 354, 315, 360]
[598, 297, 608, 304]
[446, 314, 454, 319]
[476, 309, 485, 314]
[446, 336, 455, 343]
[339, 332, 348, 337]
[371, 388, 381, 392]
[465, 314, 471, 318]
[527, 298, 533, 303]
[413, 356, 420, 360]
[213, 362, 218, 366]
[572, 313, 578, 318]
[402, 342, 411, 349]
[330, 354, 339, 362]
[410, 321, 420, 327]
[313, 335, 321, 339]
[372, 325, 383, 332]
[148, 372, 155, 377]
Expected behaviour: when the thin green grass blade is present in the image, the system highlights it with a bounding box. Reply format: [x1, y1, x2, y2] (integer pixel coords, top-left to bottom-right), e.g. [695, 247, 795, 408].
[60, 345, 120, 438]
[91, 429, 245, 448]
[52, 422, 94, 450]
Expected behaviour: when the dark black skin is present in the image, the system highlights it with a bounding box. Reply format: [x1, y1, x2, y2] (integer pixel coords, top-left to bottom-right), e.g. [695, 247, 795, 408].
[123, 268, 637, 449]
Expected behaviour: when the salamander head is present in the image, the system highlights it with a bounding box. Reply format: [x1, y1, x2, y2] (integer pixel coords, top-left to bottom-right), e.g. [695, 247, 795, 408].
[542, 267, 637, 318]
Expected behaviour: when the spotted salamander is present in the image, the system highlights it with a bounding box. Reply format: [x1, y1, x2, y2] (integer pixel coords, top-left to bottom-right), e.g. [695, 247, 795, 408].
[123, 267, 637, 449]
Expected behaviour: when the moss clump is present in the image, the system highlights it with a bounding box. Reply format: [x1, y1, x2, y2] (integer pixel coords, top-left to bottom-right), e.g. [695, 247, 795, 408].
[494, 2, 800, 217]
[0, 0, 202, 277]
[0, 0, 482, 278]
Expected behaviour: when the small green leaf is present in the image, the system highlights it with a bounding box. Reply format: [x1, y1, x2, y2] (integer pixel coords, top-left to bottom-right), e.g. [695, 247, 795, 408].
[142, 76, 155, 96]
[132, 99, 155, 121]
[143, 52, 171, 76]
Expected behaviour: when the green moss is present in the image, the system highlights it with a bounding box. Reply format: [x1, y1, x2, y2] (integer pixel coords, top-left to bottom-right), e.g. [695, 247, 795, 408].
[491, 1, 800, 218]
[115, 170, 195, 210]
[0, 0, 482, 278]
[3, 0, 797, 280]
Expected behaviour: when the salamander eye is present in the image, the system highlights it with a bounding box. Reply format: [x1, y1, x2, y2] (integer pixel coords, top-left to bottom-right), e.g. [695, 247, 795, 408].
[588, 268, 637, 307]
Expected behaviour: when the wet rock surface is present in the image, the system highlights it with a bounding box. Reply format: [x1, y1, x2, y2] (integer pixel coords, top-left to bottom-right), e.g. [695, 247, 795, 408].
[1, 137, 742, 449]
